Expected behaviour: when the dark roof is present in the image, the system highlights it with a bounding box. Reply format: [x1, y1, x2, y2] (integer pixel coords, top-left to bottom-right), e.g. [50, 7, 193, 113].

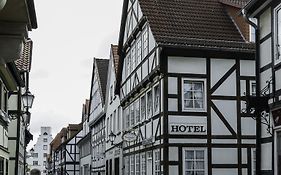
[15, 39, 33, 72]
[111, 45, 119, 74]
[138, 0, 254, 52]
[95, 58, 109, 103]
[219, 0, 249, 8]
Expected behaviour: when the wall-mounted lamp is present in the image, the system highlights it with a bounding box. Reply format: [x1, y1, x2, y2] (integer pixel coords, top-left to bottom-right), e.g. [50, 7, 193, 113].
[22, 90, 35, 109]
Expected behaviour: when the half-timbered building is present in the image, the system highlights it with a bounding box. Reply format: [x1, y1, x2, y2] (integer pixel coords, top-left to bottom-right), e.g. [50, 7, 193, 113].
[88, 58, 109, 175]
[77, 100, 91, 175]
[115, 0, 257, 175]
[243, 0, 281, 174]
[53, 124, 82, 175]
[104, 45, 123, 175]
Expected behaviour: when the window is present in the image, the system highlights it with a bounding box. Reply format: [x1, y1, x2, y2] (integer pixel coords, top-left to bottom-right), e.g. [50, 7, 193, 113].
[43, 145, 47, 150]
[125, 108, 130, 129]
[275, 5, 281, 64]
[130, 155, 135, 175]
[44, 153, 47, 157]
[182, 79, 205, 111]
[142, 27, 148, 59]
[113, 110, 116, 133]
[137, 37, 142, 63]
[131, 44, 136, 71]
[43, 138, 48, 142]
[107, 117, 110, 137]
[154, 84, 160, 114]
[155, 150, 161, 175]
[117, 106, 121, 132]
[135, 99, 140, 123]
[183, 148, 207, 175]
[130, 104, 135, 126]
[147, 90, 153, 118]
[127, 53, 131, 75]
[140, 153, 146, 175]
[31, 153, 38, 158]
[141, 95, 146, 121]
[33, 161, 38, 166]
[0, 159, 4, 175]
[249, 18, 257, 42]
[250, 82, 256, 96]
[110, 85, 113, 102]
[125, 156, 130, 175]
[43, 161, 46, 166]
[136, 154, 140, 175]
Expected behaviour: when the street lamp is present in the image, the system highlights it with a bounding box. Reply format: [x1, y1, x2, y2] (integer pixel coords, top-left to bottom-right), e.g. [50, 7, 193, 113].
[108, 131, 116, 145]
[22, 90, 35, 109]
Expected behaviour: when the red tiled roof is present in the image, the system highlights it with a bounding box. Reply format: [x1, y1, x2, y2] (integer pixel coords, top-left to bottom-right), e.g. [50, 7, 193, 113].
[111, 45, 119, 74]
[15, 39, 33, 72]
[138, 0, 254, 52]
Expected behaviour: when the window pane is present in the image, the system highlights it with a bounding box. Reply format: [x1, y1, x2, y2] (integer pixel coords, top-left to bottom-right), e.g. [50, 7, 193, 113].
[196, 161, 204, 169]
[184, 100, 193, 108]
[194, 100, 203, 108]
[186, 151, 194, 159]
[186, 161, 194, 169]
[196, 151, 204, 159]
[185, 171, 193, 175]
[196, 171, 204, 175]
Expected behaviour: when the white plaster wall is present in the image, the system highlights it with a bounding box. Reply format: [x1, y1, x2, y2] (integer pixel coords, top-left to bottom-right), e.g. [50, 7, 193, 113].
[211, 59, 235, 87]
[260, 38, 272, 68]
[212, 148, 237, 164]
[241, 117, 256, 135]
[168, 98, 178, 112]
[212, 71, 236, 96]
[212, 100, 237, 133]
[169, 147, 178, 161]
[168, 57, 206, 74]
[259, 8, 271, 39]
[240, 60, 255, 77]
[212, 168, 238, 175]
[260, 68, 272, 95]
[169, 166, 178, 175]
[275, 69, 281, 91]
[261, 143, 272, 170]
[168, 77, 177, 95]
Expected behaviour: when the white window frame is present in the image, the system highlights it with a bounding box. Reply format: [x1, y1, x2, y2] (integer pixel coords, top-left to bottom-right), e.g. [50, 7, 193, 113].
[182, 148, 207, 175]
[249, 18, 257, 42]
[140, 94, 146, 122]
[250, 81, 256, 96]
[154, 149, 161, 175]
[142, 25, 148, 59]
[182, 78, 206, 112]
[147, 89, 153, 119]
[274, 4, 281, 65]
[153, 84, 160, 115]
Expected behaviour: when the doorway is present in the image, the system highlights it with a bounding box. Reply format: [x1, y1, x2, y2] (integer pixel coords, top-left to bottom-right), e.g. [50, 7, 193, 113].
[114, 158, 120, 175]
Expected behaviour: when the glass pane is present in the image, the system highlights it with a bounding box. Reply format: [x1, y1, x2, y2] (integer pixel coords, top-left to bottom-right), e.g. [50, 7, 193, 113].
[196, 161, 204, 169]
[186, 151, 194, 159]
[196, 150, 204, 159]
[184, 82, 192, 91]
[278, 9, 281, 60]
[194, 91, 203, 99]
[196, 171, 204, 175]
[184, 91, 193, 100]
[194, 83, 203, 91]
[184, 100, 193, 108]
[185, 171, 193, 175]
[186, 161, 194, 169]
[194, 100, 203, 108]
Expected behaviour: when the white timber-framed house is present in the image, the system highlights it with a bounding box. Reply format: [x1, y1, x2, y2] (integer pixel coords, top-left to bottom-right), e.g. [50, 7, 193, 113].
[243, 0, 281, 174]
[53, 124, 82, 175]
[77, 99, 91, 175]
[104, 45, 123, 175]
[115, 0, 258, 175]
[88, 58, 109, 175]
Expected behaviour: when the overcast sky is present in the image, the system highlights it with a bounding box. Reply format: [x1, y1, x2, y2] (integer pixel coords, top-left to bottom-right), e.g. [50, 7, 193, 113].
[28, 0, 123, 149]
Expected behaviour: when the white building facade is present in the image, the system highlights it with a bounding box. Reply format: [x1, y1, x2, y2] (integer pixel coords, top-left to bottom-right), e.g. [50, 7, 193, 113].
[104, 45, 123, 175]
[27, 127, 53, 175]
[115, 0, 257, 175]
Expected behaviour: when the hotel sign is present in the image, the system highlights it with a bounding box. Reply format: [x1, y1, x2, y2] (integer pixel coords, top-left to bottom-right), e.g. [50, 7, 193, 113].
[169, 123, 207, 135]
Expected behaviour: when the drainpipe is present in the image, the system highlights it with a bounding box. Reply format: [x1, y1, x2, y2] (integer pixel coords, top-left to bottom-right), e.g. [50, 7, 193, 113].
[242, 9, 261, 175]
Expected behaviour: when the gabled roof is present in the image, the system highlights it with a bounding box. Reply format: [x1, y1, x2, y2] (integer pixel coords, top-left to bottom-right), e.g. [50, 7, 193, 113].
[95, 58, 109, 103]
[120, 0, 254, 53]
[111, 45, 119, 74]
[15, 39, 33, 72]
